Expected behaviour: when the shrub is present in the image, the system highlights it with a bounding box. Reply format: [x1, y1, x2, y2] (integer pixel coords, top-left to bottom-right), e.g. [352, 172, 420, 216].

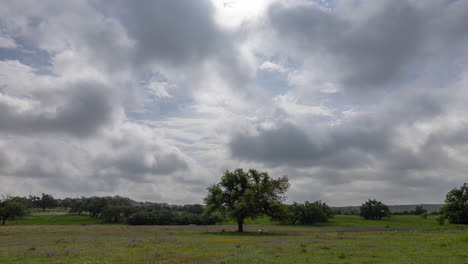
[440, 183, 468, 224]
[288, 201, 334, 225]
[360, 199, 390, 220]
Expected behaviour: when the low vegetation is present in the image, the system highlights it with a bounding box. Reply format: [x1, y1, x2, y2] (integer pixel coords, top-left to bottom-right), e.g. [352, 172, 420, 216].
[359, 199, 390, 220]
[440, 183, 468, 224]
[0, 214, 467, 264]
[205, 169, 290, 232]
[1, 170, 467, 263]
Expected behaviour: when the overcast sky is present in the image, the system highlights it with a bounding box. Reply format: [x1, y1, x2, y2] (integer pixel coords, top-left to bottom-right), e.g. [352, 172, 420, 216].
[1, 0, 467, 206]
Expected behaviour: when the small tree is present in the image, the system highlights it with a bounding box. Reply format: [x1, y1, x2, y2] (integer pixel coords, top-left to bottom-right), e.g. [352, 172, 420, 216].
[440, 183, 468, 224]
[0, 199, 28, 225]
[204, 168, 289, 232]
[69, 198, 87, 215]
[414, 205, 427, 215]
[360, 199, 390, 220]
[86, 197, 108, 218]
[37, 193, 58, 211]
[288, 201, 334, 225]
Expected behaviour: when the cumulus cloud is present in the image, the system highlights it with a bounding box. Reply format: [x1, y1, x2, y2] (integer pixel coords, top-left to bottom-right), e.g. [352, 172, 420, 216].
[0, 60, 119, 137]
[266, 0, 468, 91]
[0, 0, 467, 205]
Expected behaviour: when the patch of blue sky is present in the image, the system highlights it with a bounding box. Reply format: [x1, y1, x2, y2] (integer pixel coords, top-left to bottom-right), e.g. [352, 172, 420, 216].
[311, 0, 337, 9]
[128, 95, 194, 121]
[0, 36, 52, 74]
[256, 54, 300, 96]
[127, 71, 195, 121]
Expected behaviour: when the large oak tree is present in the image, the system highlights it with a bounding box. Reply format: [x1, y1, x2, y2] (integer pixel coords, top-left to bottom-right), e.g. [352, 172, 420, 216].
[204, 168, 289, 232]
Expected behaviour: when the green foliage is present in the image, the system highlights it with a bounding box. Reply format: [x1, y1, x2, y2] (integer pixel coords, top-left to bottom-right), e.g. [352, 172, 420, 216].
[86, 197, 109, 218]
[359, 199, 390, 220]
[437, 215, 446, 225]
[7, 196, 32, 208]
[69, 198, 87, 215]
[126, 208, 173, 225]
[204, 168, 289, 232]
[287, 201, 334, 225]
[414, 205, 427, 215]
[125, 206, 220, 225]
[440, 183, 468, 224]
[101, 206, 124, 223]
[0, 199, 28, 224]
[420, 212, 428, 219]
[30, 193, 59, 211]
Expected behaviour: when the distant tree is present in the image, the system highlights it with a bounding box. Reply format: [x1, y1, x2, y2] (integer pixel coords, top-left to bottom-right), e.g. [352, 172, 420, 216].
[86, 197, 108, 218]
[420, 212, 428, 219]
[101, 206, 123, 223]
[127, 211, 157, 225]
[60, 198, 74, 209]
[288, 201, 334, 225]
[69, 198, 87, 215]
[121, 206, 140, 223]
[204, 168, 289, 232]
[34, 193, 59, 211]
[360, 199, 390, 220]
[440, 183, 468, 224]
[414, 205, 427, 215]
[29, 195, 41, 208]
[182, 204, 204, 214]
[0, 199, 28, 225]
[7, 196, 32, 208]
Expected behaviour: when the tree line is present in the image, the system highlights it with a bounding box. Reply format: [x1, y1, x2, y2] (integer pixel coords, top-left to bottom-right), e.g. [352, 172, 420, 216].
[1, 169, 467, 230]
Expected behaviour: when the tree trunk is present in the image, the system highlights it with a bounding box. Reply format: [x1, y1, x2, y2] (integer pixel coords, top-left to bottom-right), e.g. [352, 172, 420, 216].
[1, 217, 5, 225]
[237, 218, 244, 232]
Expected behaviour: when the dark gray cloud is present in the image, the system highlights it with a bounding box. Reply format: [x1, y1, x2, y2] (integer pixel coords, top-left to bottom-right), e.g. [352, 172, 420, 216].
[1, 0, 467, 205]
[0, 81, 117, 137]
[228, 86, 461, 190]
[230, 123, 323, 165]
[267, 0, 468, 90]
[121, 0, 222, 67]
[229, 120, 386, 168]
[0, 125, 190, 193]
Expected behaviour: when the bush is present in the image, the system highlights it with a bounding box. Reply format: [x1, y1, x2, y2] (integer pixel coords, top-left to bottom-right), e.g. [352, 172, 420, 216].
[360, 199, 390, 220]
[127, 211, 158, 225]
[440, 183, 468, 224]
[101, 206, 123, 223]
[0, 199, 28, 225]
[288, 201, 334, 225]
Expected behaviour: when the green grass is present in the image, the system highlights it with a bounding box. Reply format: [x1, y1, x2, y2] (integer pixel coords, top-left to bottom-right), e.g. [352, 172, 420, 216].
[6, 211, 104, 225]
[324, 214, 461, 228]
[1, 214, 467, 263]
[222, 214, 462, 229]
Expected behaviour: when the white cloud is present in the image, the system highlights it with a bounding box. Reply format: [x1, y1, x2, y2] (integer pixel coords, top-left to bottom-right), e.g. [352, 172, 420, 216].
[0, 0, 467, 206]
[259, 61, 288, 73]
[273, 94, 333, 116]
[0, 35, 16, 48]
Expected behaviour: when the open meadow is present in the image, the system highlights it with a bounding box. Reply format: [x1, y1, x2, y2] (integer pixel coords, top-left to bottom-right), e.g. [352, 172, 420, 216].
[1, 214, 467, 264]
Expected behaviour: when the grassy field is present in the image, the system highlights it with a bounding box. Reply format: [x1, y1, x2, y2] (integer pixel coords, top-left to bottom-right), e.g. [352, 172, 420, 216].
[6, 212, 105, 225]
[1, 214, 467, 264]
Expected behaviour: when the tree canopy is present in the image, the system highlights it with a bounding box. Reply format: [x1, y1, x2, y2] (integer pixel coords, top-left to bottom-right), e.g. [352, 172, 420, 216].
[287, 201, 334, 225]
[359, 199, 390, 220]
[30, 193, 59, 211]
[440, 183, 468, 224]
[204, 168, 289, 232]
[0, 199, 28, 225]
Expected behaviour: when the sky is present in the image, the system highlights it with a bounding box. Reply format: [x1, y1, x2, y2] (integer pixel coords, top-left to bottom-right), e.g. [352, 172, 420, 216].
[0, 0, 467, 206]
